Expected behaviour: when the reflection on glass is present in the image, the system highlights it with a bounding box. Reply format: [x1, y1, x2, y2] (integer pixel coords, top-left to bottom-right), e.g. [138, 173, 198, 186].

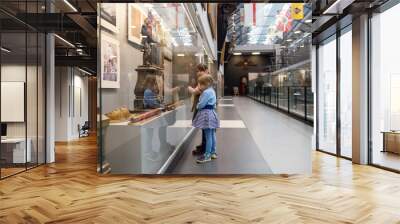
[318, 37, 337, 154]
[371, 4, 400, 171]
[242, 3, 312, 122]
[340, 29, 352, 158]
[143, 76, 162, 109]
[1, 31, 27, 177]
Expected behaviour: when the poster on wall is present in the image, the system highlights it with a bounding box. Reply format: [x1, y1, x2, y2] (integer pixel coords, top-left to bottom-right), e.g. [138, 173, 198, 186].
[128, 4, 144, 45]
[101, 35, 120, 89]
[100, 4, 119, 33]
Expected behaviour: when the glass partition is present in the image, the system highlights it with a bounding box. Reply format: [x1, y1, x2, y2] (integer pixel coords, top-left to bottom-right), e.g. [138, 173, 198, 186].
[1, 31, 27, 177]
[317, 36, 337, 155]
[0, 2, 46, 179]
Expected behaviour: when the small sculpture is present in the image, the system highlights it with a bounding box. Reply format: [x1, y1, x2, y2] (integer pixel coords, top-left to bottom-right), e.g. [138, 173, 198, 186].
[141, 17, 153, 66]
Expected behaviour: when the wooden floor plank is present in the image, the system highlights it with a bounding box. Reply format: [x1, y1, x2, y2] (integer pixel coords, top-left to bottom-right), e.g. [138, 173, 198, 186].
[1, 136, 400, 223]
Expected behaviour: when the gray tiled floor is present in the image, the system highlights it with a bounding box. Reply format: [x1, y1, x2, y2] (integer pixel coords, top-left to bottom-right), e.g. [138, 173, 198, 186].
[168, 97, 271, 174]
[234, 97, 313, 174]
[168, 96, 313, 174]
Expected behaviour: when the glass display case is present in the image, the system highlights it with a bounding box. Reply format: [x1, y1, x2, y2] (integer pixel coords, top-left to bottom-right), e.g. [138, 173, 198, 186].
[247, 62, 313, 123]
[98, 3, 214, 174]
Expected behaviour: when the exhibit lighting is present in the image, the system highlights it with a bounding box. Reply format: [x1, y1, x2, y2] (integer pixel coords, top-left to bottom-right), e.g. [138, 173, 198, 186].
[78, 67, 93, 76]
[252, 52, 261, 55]
[1, 47, 11, 53]
[63, 0, 78, 12]
[233, 52, 242, 56]
[144, 3, 153, 8]
[54, 34, 75, 48]
[177, 53, 185, 57]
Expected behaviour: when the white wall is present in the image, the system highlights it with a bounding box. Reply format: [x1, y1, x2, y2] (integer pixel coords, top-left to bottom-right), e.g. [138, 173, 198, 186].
[55, 67, 89, 141]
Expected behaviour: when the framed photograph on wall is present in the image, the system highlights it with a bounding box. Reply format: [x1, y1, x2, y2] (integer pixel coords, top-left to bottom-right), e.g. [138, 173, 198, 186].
[100, 3, 119, 33]
[101, 35, 120, 89]
[128, 4, 144, 45]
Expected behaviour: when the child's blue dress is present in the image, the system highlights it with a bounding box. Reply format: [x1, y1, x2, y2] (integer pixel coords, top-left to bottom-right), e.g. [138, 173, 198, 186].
[192, 87, 220, 129]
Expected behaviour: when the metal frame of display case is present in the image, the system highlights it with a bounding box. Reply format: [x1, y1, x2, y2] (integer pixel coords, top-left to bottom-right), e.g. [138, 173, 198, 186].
[247, 86, 314, 126]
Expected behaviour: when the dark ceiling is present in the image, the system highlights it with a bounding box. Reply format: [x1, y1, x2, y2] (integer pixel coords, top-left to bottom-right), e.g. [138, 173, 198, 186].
[0, 0, 97, 73]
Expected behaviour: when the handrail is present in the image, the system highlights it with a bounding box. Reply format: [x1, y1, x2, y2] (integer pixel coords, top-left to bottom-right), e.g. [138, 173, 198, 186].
[247, 86, 314, 125]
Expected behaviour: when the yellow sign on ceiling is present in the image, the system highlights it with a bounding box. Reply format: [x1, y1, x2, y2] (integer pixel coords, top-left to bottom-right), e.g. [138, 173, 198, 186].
[291, 3, 304, 20]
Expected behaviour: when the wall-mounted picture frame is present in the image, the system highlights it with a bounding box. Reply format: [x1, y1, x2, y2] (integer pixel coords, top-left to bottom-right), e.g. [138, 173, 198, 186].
[128, 4, 144, 45]
[101, 35, 120, 89]
[100, 3, 119, 33]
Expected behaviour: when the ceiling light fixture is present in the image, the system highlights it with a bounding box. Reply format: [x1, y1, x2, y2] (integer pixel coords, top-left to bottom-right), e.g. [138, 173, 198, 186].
[54, 34, 75, 48]
[294, 30, 302, 34]
[63, 0, 78, 12]
[322, 0, 353, 15]
[252, 52, 261, 55]
[305, 19, 312, 23]
[177, 53, 185, 57]
[1, 47, 11, 53]
[286, 39, 293, 42]
[233, 52, 242, 56]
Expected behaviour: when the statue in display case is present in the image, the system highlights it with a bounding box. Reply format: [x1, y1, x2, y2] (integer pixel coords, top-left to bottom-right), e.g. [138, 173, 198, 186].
[141, 18, 153, 66]
[134, 10, 167, 111]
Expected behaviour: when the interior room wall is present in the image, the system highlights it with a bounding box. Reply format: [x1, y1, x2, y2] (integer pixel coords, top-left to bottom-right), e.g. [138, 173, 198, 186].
[55, 67, 89, 141]
[101, 4, 142, 113]
[1, 63, 45, 165]
[1, 65, 39, 138]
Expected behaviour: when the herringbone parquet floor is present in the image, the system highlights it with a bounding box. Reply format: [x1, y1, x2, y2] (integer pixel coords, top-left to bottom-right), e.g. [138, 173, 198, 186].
[1, 136, 400, 223]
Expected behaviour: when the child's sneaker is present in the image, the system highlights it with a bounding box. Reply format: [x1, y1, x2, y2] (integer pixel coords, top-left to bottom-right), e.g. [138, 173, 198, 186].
[196, 155, 211, 163]
[211, 153, 218, 159]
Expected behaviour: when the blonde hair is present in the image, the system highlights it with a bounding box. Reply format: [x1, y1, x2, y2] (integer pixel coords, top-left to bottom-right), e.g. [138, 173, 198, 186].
[198, 74, 214, 88]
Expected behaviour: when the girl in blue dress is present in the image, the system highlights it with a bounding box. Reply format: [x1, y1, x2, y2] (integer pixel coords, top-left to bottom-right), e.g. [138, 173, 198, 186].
[192, 75, 220, 163]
